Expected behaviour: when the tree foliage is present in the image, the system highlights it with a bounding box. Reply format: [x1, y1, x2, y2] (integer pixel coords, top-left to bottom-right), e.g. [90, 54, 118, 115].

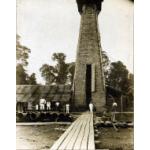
[102, 51, 110, 69]
[27, 73, 37, 85]
[106, 61, 129, 93]
[52, 53, 68, 84]
[101, 50, 110, 79]
[16, 34, 37, 85]
[16, 64, 28, 84]
[40, 53, 74, 85]
[40, 64, 56, 85]
[52, 53, 66, 63]
[39, 51, 133, 103]
[127, 73, 134, 101]
[67, 62, 75, 84]
[16, 34, 31, 66]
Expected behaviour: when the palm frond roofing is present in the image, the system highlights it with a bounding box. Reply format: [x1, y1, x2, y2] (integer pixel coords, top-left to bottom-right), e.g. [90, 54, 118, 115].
[16, 85, 72, 103]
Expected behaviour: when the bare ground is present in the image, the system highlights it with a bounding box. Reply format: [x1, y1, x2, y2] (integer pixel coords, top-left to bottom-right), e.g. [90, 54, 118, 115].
[16, 124, 69, 150]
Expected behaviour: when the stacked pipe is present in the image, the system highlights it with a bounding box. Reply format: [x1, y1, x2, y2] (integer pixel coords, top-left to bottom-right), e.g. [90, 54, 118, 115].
[16, 112, 73, 122]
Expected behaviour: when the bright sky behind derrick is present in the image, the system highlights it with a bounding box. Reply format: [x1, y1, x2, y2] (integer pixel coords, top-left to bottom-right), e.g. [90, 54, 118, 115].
[17, 0, 133, 84]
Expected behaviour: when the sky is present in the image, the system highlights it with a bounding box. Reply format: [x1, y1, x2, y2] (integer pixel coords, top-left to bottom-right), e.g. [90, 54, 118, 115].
[17, 0, 133, 84]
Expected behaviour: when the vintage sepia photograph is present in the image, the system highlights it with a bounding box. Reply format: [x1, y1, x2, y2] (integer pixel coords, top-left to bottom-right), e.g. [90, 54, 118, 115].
[16, 0, 134, 149]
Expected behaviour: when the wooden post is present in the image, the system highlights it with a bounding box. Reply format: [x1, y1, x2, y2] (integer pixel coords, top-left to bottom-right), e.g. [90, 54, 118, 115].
[121, 95, 123, 120]
[91, 64, 95, 92]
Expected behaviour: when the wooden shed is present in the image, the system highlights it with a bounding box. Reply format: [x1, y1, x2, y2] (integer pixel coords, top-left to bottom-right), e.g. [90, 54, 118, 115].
[16, 85, 72, 112]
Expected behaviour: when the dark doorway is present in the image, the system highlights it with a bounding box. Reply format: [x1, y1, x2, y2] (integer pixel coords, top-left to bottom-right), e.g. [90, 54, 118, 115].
[86, 64, 92, 107]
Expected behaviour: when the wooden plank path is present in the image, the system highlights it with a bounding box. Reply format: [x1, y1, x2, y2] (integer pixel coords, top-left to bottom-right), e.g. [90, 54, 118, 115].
[50, 112, 95, 150]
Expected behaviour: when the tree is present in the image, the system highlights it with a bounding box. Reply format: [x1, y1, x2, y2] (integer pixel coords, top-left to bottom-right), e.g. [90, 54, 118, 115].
[40, 64, 56, 85]
[16, 34, 31, 66]
[101, 51, 110, 81]
[16, 64, 28, 84]
[52, 53, 68, 84]
[102, 51, 110, 70]
[27, 73, 37, 85]
[107, 61, 129, 93]
[127, 73, 134, 104]
[40, 53, 72, 85]
[16, 34, 37, 85]
[52, 53, 66, 63]
[67, 62, 75, 84]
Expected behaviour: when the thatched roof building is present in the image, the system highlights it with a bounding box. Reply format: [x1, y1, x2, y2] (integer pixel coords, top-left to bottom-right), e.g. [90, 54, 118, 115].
[16, 85, 72, 104]
[16, 85, 131, 112]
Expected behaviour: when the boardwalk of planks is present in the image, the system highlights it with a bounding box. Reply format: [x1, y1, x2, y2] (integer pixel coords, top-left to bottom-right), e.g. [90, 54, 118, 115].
[50, 112, 95, 150]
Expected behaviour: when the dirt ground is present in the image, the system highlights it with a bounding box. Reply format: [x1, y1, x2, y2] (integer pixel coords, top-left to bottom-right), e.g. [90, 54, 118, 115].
[16, 113, 133, 150]
[16, 124, 69, 150]
[95, 127, 134, 150]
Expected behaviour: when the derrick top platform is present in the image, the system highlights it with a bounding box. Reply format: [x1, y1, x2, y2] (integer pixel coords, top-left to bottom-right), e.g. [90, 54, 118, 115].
[76, 0, 104, 14]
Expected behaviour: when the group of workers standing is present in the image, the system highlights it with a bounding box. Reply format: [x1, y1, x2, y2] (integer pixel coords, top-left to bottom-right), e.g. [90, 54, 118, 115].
[35, 98, 95, 113]
[32, 98, 118, 118]
[35, 98, 70, 114]
[88, 101, 118, 122]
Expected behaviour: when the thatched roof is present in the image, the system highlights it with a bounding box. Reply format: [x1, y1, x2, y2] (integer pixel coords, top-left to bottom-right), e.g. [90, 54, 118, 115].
[16, 84, 124, 103]
[16, 85, 72, 103]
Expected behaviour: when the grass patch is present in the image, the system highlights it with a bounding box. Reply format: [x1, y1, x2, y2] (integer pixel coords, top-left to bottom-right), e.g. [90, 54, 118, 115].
[95, 127, 133, 150]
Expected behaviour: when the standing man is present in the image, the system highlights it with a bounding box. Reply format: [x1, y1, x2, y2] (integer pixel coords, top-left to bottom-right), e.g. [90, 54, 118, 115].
[112, 102, 118, 122]
[66, 104, 70, 114]
[35, 104, 39, 111]
[89, 102, 94, 113]
[46, 101, 51, 111]
[40, 97, 46, 111]
[55, 101, 60, 112]
[28, 102, 32, 111]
